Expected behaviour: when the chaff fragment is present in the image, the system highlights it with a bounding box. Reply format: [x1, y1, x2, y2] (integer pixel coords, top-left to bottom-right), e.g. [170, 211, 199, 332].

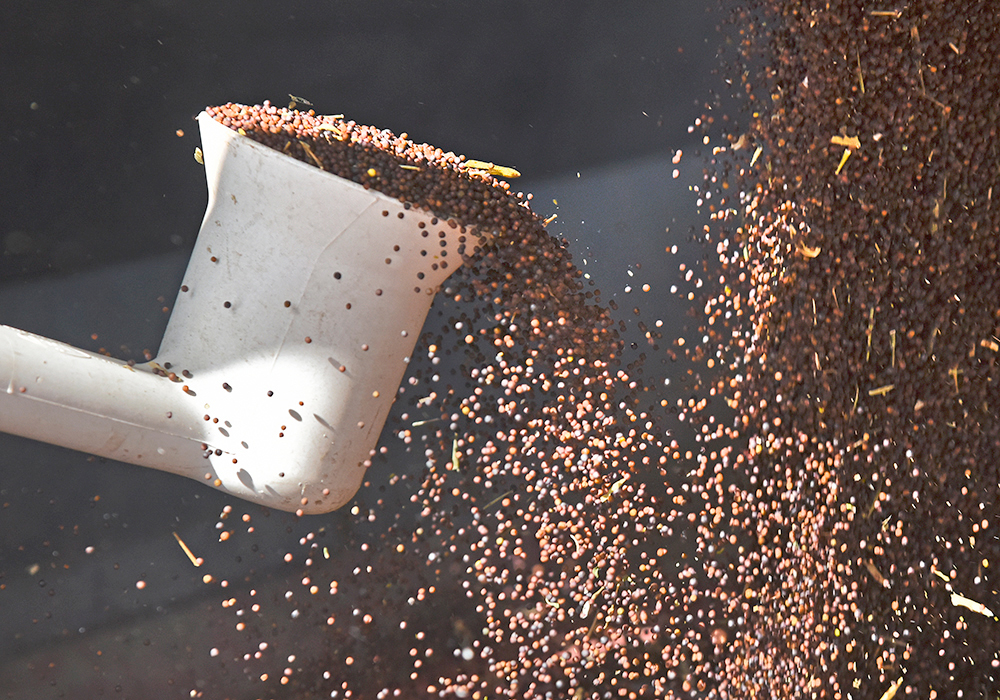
[835, 148, 852, 175]
[797, 241, 821, 258]
[951, 592, 995, 618]
[948, 365, 963, 391]
[600, 475, 629, 503]
[866, 308, 875, 361]
[878, 677, 904, 700]
[298, 140, 324, 169]
[287, 94, 313, 109]
[830, 134, 861, 150]
[463, 160, 521, 179]
[173, 531, 202, 567]
[317, 124, 345, 140]
[865, 559, 890, 588]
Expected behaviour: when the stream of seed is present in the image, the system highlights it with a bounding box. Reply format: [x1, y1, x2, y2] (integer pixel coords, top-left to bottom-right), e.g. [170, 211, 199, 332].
[198, 3, 1000, 697]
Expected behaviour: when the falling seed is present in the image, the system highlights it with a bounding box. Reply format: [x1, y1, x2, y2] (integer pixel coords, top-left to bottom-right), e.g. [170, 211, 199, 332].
[193, 21, 1000, 690]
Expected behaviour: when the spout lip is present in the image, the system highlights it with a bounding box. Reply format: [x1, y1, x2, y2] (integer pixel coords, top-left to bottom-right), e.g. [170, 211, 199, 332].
[196, 112, 452, 230]
[199, 104, 525, 244]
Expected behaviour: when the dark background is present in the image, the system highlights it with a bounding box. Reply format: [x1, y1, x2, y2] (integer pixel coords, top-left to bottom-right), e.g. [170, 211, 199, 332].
[2, 0, 723, 281]
[0, 2, 732, 696]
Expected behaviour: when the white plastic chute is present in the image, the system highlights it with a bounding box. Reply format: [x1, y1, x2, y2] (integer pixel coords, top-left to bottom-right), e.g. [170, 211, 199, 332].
[0, 113, 476, 514]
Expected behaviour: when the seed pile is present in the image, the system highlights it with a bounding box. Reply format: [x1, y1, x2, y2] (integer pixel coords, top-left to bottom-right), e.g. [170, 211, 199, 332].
[198, 2, 1000, 693]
